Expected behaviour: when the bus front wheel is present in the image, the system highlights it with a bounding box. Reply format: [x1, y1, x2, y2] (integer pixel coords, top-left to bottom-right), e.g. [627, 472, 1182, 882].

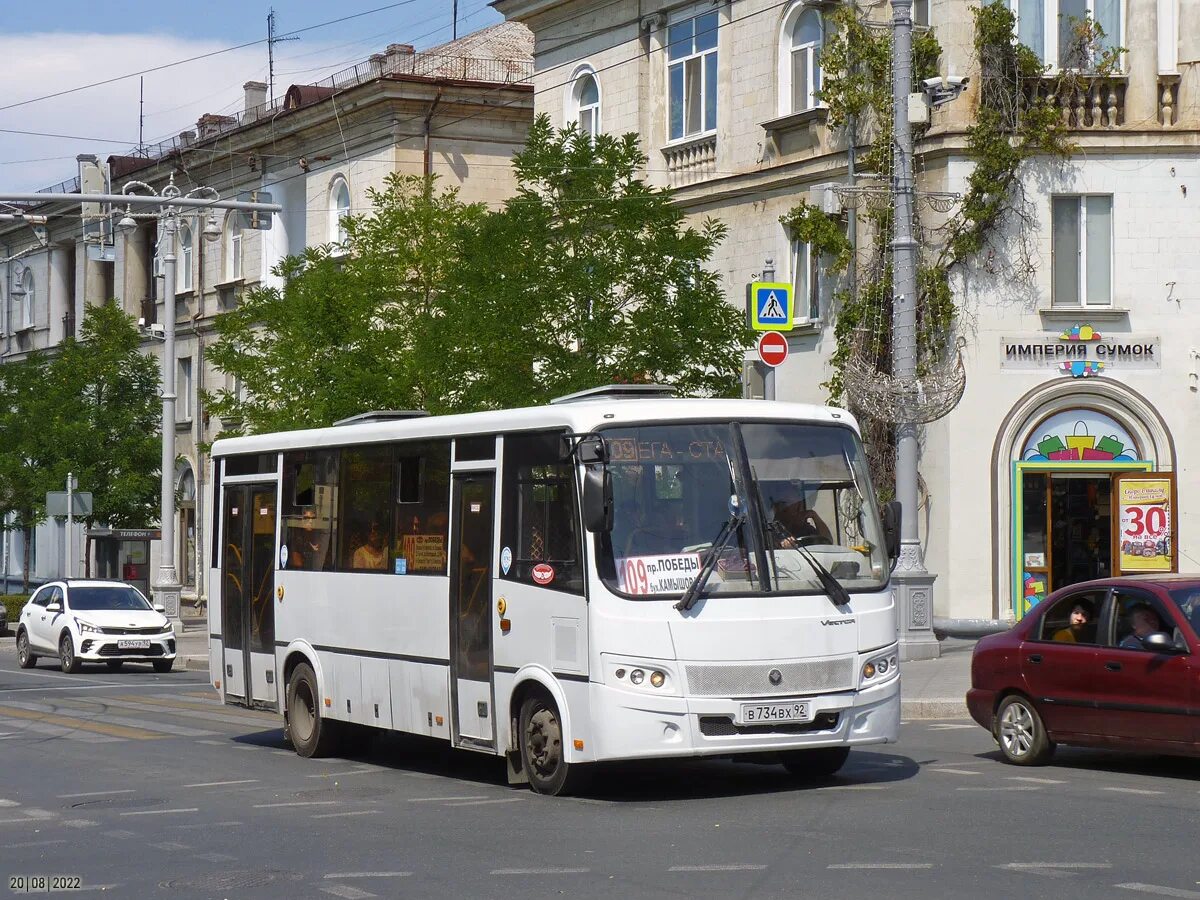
[518, 693, 589, 796]
[286, 662, 340, 758]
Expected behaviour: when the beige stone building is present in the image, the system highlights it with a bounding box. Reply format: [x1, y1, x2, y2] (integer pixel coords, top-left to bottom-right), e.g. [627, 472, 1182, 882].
[496, 0, 1200, 624]
[1, 22, 534, 607]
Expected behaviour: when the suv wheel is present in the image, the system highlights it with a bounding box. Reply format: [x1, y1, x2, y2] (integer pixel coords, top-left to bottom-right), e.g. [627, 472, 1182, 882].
[59, 633, 81, 674]
[17, 629, 37, 669]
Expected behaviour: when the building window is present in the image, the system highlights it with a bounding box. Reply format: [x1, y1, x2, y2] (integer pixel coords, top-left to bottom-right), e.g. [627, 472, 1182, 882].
[667, 11, 719, 142]
[16, 268, 34, 330]
[1002, 0, 1123, 69]
[178, 465, 196, 588]
[570, 69, 601, 138]
[177, 357, 193, 422]
[790, 238, 821, 322]
[223, 213, 242, 281]
[177, 222, 193, 293]
[1051, 195, 1112, 307]
[329, 177, 351, 245]
[913, 0, 930, 26]
[786, 7, 824, 113]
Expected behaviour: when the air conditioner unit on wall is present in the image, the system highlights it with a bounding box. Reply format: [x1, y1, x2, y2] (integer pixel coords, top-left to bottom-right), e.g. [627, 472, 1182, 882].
[808, 182, 845, 216]
[153, 256, 164, 278]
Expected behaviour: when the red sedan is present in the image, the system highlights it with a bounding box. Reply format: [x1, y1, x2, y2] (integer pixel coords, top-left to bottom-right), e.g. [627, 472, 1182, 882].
[967, 575, 1200, 765]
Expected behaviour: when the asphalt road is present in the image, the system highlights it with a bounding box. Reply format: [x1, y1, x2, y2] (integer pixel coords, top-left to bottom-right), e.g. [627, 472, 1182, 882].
[0, 640, 1198, 900]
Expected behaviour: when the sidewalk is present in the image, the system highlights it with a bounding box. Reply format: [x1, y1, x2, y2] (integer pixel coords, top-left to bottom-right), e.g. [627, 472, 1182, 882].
[178, 622, 974, 720]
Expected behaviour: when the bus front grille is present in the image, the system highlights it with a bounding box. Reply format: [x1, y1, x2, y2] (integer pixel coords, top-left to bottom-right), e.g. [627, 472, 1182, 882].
[698, 713, 840, 737]
[684, 658, 856, 697]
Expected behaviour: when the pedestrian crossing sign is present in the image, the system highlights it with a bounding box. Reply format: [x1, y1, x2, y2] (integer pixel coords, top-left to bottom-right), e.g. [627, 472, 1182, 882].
[747, 282, 794, 331]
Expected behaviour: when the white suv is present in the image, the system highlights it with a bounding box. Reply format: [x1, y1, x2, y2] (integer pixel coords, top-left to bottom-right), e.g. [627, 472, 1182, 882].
[16, 580, 177, 673]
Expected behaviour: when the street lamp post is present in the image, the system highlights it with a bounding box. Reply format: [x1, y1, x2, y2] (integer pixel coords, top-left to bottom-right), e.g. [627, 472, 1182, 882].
[118, 175, 220, 627]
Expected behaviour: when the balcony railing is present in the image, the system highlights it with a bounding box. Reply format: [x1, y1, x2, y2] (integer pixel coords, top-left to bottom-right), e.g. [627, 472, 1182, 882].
[1020, 75, 1126, 129]
[662, 134, 718, 187]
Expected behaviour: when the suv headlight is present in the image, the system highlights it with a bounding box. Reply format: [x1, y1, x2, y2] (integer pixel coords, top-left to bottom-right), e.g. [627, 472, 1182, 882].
[860, 648, 899, 687]
[74, 618, 102, 634]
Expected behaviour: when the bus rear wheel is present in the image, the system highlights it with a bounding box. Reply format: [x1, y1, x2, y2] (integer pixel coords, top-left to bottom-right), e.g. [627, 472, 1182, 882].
[518, 693, 589, 796]
[780, 746, 850, 778]
[286, 662, 340, 758]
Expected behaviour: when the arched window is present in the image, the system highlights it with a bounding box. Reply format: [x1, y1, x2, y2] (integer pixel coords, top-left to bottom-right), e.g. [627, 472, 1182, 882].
[329, 177, 351, 245]
[789, 8, 824, 113]
[571, 70, 601, 138]
[224, 212, 242, 281]
[177, 462, 197, 588]
[177, 222, 193, 293]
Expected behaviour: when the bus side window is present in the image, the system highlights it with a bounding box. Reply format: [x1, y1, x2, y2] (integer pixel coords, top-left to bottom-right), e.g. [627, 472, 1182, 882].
[501, 431, 583, 594]
[281, 450, 339, 571]
[393, 440, 451, 575]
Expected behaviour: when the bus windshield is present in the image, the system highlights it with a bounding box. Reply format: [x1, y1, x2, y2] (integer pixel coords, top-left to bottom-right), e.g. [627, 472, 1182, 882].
[598, 422, 888, 599]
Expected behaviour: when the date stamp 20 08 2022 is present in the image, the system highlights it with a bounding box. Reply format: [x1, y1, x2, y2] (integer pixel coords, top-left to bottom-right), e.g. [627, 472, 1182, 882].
[8, 876, 82, 893]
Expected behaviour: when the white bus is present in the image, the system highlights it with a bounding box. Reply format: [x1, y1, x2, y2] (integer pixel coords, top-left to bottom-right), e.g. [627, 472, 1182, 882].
[208, 385, 901, 795]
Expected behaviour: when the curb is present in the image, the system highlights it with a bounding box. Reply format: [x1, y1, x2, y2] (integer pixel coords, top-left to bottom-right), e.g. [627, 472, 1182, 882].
[901, 698, 970, 720]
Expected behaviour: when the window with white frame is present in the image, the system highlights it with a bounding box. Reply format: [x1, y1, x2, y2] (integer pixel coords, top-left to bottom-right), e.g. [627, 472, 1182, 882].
[329, 177, 351, 245]
[223, 213, 242, 281]
[177, 222, 193, 293]
[16, 268, 34, 330]
[785, 7, 824, 113]
[177, 356, 193, 421]
[790, 238, 821, 323]
[570, 69, 601, 138]
[667, 10, 719, 142]
[1000, 0, 1122, 69]
[1051, 195, 1112, 306]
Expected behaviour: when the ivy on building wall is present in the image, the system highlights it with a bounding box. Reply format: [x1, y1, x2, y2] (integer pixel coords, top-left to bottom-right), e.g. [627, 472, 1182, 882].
[781, 3, 1123, 492]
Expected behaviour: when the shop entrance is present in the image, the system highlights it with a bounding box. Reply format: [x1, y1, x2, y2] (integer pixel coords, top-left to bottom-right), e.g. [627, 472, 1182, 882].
[1021, 472, 1113, 596]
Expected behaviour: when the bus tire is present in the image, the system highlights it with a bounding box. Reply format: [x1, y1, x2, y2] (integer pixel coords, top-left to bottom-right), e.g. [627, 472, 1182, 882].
[286, 662, 340, 758]
[779, 746, 850, 778]
[518, 692, 589, 796]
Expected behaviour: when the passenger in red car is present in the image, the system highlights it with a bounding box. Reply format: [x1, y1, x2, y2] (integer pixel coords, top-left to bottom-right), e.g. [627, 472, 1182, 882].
[1118, 604, 1163, 650]
[1052, 600, 1093, 643]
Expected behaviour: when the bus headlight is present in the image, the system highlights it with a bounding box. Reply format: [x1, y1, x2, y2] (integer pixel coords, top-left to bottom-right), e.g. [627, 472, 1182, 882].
[860, 649, 899, 687]
[603, 656, 678, 695]
[630, 669, 645, 685]
[649, 670, 665, 688]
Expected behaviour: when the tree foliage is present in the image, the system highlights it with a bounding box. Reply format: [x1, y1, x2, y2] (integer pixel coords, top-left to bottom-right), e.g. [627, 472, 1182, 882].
[207, 116, 746, 435]
[0, 303, 160, 587]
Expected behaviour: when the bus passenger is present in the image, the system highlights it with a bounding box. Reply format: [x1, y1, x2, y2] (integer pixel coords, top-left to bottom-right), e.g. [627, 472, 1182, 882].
[352, 522, 388, 570]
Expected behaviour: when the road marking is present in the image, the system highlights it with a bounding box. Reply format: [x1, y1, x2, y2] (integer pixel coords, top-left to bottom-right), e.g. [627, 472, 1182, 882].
[183, 779, 259, 788]
[172, 821, 243, 829]
[307, 770, 380, 779]
[926, 723, 976, 729]
[9, 699, 217, 737]
[444, 798, 524, 807]
[5, 839, 67, 848]
[312, 810, 383, 820]
[1101, 787, 1163, 796]
[320, 886, 376, 900]
[0, 704, 164, 740]
[151, 841, 192, 851]
[61, 819, 99, 828]
[323, 873, 412, 879]
[102, 830, 137, 838]
[927, 767, 981, 776]
[815, 784, 888, 791]
[957, 786, 1041, 792]
[0, 799, 18, 807]
[1116, 884, 1200, 898]
[23, 808, 55, 819]
[59, 789, 137, 798]
[118, 808, 199, 817]
[407, 795, 489, 803]
[0, 683, 199, 694]
[669, 865, 768, 872]
[998, 863, 1111, 878]
[253, 800, 340, 808]
[490, 868, 590, 875]
[0, 669, 122, 686]
[197, 740, 226, 745]
[1007, 776, 1066, 785]
[828, 864, 935, 870]
[195, 853, 237, 862]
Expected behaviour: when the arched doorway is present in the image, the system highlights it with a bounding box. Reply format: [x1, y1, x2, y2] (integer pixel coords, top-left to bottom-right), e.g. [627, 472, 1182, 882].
[992, 380, 1175, 619]
[177, 462, 197, 590]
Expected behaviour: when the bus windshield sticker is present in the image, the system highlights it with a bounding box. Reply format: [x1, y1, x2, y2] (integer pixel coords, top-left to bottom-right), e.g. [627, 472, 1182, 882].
[532, 563, 555, 585]
[617, 553, 702, 595]
[500, 546, 513, 575]
[279, 545, 288, 569]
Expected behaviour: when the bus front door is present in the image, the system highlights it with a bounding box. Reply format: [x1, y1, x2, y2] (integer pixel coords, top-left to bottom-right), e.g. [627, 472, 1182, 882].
[220, 483, 279, 710]
[450, 473, 496, 748]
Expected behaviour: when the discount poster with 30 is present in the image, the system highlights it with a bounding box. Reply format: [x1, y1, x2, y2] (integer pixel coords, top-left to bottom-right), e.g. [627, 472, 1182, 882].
[1116, 474, 1176, 573]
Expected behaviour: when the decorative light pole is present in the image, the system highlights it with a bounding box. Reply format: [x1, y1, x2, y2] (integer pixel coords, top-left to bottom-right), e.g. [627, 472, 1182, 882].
[117, 175, 220, 626]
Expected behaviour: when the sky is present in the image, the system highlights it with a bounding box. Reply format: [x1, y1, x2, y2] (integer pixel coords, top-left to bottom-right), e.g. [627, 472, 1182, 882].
[0, 1, 503, 192]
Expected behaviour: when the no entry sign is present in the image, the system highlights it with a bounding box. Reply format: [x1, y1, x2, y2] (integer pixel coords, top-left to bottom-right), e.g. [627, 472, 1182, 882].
[757, 331, 789, 368]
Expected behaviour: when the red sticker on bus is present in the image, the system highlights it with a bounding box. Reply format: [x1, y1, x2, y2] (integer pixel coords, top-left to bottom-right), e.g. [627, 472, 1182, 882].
[531, 563, 555, 585]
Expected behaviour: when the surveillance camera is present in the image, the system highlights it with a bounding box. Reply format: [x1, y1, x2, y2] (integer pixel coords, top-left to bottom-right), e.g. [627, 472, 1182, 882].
[137, 317, 146, 327]
[923, 74, 970, 107]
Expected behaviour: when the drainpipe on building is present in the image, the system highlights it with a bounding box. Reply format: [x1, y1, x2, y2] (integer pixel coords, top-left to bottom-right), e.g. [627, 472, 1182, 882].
[423, 90, 443, 179]
[933, 617, 1012, 639]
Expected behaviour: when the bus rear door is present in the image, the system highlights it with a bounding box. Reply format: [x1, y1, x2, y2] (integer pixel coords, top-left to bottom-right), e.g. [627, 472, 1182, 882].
[221, 482, 279, 709]
[450, 472, 496, 749]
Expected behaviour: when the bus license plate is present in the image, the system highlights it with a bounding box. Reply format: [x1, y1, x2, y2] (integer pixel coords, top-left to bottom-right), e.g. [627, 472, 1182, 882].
[117, 639, 151, 650]
[737, 701, 812, 726]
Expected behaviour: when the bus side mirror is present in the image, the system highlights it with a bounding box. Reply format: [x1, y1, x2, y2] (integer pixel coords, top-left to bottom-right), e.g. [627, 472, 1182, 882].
[583, 466, 613, 533]
[883, 500, 902, 562]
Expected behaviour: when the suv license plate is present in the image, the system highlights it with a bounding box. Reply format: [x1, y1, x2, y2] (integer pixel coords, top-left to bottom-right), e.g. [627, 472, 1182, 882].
[736, 701, 812, 726]
[117, 639, 151, 650]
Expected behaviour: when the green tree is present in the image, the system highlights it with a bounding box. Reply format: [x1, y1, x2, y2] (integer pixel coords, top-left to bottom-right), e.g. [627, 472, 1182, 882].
[0, 303, 160, 587]
[443, 116, 745, 409]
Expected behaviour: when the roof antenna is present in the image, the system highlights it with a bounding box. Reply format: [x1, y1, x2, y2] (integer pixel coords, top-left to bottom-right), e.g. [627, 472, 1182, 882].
[139, 77, 144, 156]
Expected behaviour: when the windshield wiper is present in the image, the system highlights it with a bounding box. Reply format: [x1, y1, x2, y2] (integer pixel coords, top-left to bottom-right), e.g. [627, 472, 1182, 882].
[768, 519, 852, 608]
[675, 512, 746, 612]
